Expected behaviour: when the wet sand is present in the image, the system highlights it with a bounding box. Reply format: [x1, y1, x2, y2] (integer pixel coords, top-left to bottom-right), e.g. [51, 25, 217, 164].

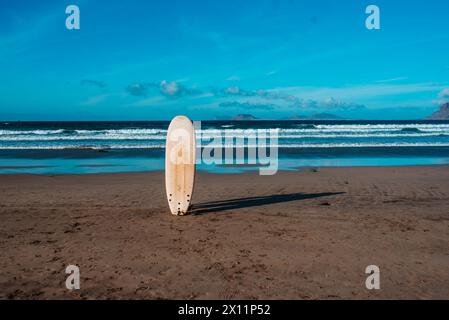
[1, 166, 449, 299]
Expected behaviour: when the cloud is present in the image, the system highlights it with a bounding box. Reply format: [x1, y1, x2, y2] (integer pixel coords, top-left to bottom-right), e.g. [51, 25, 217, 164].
[126, 83, 149, 97]
[219, 86, 291, 101]
[225, 75, 240, 81]
[81, 94, 110, 106]
[318, 97, 365, 110]
[124, 81, 366, 111]
[124, 80, 449, 110]
[219, 86, 288, 100]
[374, 77, 408, 83]
[286, 97, 364, 111]
[216, 86, 364, 110]
[434, 88, 449, 105]
[273, 83, 447, 109]
[438, 88, 449, 99]
[219, 101, 275, 110]
[126, 81, 201, 99]
[160, 80, 179, 96]
[222, 86, 250, 96]
[81, 79, 107, 88]
[158, 80, 202, 98]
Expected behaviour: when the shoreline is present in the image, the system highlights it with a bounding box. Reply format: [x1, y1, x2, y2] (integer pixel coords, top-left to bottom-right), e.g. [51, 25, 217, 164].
[1, 165, 449, 299]
[1, 147, 449, 175]
[1, 163, 449, 175]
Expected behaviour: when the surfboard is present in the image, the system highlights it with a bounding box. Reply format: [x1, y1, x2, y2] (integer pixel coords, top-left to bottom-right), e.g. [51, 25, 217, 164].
[165, 116, 196, 215]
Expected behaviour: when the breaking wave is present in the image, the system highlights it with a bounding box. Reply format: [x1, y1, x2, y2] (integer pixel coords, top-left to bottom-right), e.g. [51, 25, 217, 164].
[1, 123, 449, 150]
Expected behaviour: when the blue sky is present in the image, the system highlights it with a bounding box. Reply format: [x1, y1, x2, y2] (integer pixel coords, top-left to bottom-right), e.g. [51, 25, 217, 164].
[1, 0, 449, 120]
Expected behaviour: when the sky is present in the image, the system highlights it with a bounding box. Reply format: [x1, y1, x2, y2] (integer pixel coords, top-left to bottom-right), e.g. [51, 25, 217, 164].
[0, 0, 449, 120]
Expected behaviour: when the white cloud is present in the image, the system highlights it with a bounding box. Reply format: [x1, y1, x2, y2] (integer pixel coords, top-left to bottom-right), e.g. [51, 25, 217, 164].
[438, 88, 449, 99]
[160, 80, 180, 96]
[224, 86, 242, 95]
[81, 94, 110, 106]
[126, 83, 149, 97]
[434, 88, 449, 105]
[225, 75, 240, 81]
[158, 80, 201, 98]
[374, 77, 408, 83]
[276, 83, 447, 101]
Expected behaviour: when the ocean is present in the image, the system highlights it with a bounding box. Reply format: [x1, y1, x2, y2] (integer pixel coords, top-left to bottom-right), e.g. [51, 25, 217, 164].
[1, 120, 449, 174]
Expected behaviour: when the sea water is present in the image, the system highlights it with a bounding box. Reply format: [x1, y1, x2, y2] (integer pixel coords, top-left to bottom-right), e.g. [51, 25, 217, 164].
[1, 120, 449, 174]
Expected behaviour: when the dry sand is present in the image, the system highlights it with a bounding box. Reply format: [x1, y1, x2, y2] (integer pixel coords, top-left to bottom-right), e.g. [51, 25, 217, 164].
[1, 166, 449, 299]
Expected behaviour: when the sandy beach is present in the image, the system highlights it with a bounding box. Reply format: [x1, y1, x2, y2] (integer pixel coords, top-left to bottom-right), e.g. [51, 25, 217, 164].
[1, 165, 449, 299]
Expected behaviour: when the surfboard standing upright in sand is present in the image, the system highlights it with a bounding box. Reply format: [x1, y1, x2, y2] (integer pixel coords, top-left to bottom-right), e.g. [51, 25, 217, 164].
[165, 116, 196, 215]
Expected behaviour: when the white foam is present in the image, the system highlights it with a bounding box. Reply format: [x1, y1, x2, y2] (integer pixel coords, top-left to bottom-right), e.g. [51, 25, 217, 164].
[1, 142, 449, 150]
[1, 123, 448, 150]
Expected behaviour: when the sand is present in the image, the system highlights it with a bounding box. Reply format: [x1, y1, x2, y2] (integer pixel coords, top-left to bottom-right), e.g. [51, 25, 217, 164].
[1, 166, 449, 299]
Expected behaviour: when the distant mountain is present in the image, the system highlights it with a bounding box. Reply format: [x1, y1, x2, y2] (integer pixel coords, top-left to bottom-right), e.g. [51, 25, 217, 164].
[427, 103, 449, 120]
[232, 114, 259, 121]
[287, 113, 344, 120]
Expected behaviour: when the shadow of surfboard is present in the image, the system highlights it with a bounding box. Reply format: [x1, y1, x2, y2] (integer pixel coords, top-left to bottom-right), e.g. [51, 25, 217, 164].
[190, 192, 344, 215]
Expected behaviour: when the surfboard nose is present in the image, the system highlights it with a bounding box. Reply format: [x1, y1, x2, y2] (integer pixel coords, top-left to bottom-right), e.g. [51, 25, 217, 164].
[171, 115, 191, 124]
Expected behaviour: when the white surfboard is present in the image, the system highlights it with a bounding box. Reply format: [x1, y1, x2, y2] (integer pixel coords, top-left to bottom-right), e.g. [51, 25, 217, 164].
[165, 116, 196, 215]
